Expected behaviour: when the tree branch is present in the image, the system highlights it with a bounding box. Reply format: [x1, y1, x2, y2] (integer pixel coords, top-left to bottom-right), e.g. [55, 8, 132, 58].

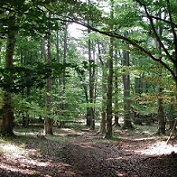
[73, 20, 175, 76]
[43, 2, 176, 81]
[136, 0, 174, 64]
[166, 0, 177, 64]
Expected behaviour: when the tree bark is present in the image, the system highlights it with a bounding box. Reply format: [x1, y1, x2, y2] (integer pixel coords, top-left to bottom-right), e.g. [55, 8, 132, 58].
[1, 16, 16, 136]
[155, 10, 166, 135]
[105, 42, 113, 138]
[105, 0, 114, 138]
[43, 29, 53, 135]
[156, 90, 166, 135]
[113, 50, 121, 127]
[87, 9, 95, 129]
[133, 77, 143, 125]
[97, 41, 107, 134]
[122, 73, 133, 129]
[122, 32, 133, 129]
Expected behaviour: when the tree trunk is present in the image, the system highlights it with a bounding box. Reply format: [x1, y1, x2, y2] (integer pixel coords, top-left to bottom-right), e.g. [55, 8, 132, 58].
[43, 29, 53, 135]
[97, 41, 107, 134]
[114, 115, 121, 127]
[122, 73, 133, 129]
[1, 16, 16, 136]
[155, 12, 166, 135]
[56, 29, 63, 123]
[0, 41, 2, 64]
[87, 13, 95, 129]
[168, 97, 176, 130]
[113, 50, 121, 127]
[22, 79, 31, 128]
[122, 32, 133, 129]
[105, 41, 113, 138]
[44, 76, 53, 135]
[99, 73, 107, 134]
[156, 90, 166, 135]
[1, 93, 15, 136]
[61, 22, 68, 111]
[105, 0, 114, 138]
[133, 77, 143, 125]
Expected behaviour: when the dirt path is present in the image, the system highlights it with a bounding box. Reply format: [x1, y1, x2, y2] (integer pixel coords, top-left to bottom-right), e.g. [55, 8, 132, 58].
[1, 127, 177, 177]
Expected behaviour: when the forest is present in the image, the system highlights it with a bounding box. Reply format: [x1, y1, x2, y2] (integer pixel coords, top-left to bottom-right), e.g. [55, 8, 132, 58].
[0, 0, 177, 176]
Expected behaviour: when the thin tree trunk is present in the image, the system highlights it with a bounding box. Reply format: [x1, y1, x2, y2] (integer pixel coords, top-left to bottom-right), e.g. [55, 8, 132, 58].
[105, 0, 114, 138]
[87, 5, 95, 129]
[133, 77, 143, 125]
[0, 41, 2, 64]
[156, 87, 166, 135]
[114, 50, 121, 127]
[62, 22, 68, 107]
[122, 72, 133, 128]
[43, 29, 53, 135]
[22, 86, 30, 128]
[155, 10, 166, 135]
[56, 29, 62, 119]
[99, 69, 107, 134]
[58, 22, 68, 122]
[56, 30, 60, 64]
[122, 32, 133, 129]
[97, 41, 106, 134]
[105, 37, 113, 138]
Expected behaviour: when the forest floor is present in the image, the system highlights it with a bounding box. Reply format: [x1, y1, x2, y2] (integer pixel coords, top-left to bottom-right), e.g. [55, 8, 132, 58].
[1, 124, 177, 177]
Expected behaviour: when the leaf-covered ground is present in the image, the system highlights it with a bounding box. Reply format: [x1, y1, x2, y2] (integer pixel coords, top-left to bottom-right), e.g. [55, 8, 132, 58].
[0, 126, 177, 177]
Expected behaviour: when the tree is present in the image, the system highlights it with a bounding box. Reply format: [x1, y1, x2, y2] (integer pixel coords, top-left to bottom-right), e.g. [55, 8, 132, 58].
[44, 30, 53, 135]
[105, 0, 114, 138]
[155, 8, 166, 135]
[97, 40, 108, 134]
[2, 0, 177, 137]
[72, 0, 177, 133]
[86, 13, 95, 129]
[113, 50, 121, 127]
[74, 0, 177, 86]
[1, 14, 16, 136]
[0, 0, 52, 136]
[122, 31, 133, 129]
[0, 0, 102, 137]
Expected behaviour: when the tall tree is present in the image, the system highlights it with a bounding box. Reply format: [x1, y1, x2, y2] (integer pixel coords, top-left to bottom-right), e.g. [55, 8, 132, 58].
[0, 0, 102, 136]
[74, 1, 177, 133]
[155, 8, 166, 135]
[97, 40, 107, 134]
[44, 31, 53, 135]
[113, 50, 121, 127]
[76, 0, 177, 89]
[122, 31, 133, 129]
[1, 14, 16, 136]
[105, 0, 114, 138]
[85, 0, 95, 129]
[59, 22, 68, 120]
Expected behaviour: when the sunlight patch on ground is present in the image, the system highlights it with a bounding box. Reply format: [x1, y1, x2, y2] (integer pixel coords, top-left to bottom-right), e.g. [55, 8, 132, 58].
[0, 141, 55, 176]
[14, 129, 43, 137]
[55, 128, 84, 137]
[133, 137, 155, 141]
[78, 142, 94, 149]
[0, 141, 48, 167]
[0, 143, 26, 158]
[136, 141, 177, 155]
[0, 142, 75, 177]
[0, 163, 41, 176]
[116, 171, 128, 177]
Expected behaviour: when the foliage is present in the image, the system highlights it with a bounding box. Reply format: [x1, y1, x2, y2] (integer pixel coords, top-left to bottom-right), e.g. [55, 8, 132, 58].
[0, 0, 177, 136]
